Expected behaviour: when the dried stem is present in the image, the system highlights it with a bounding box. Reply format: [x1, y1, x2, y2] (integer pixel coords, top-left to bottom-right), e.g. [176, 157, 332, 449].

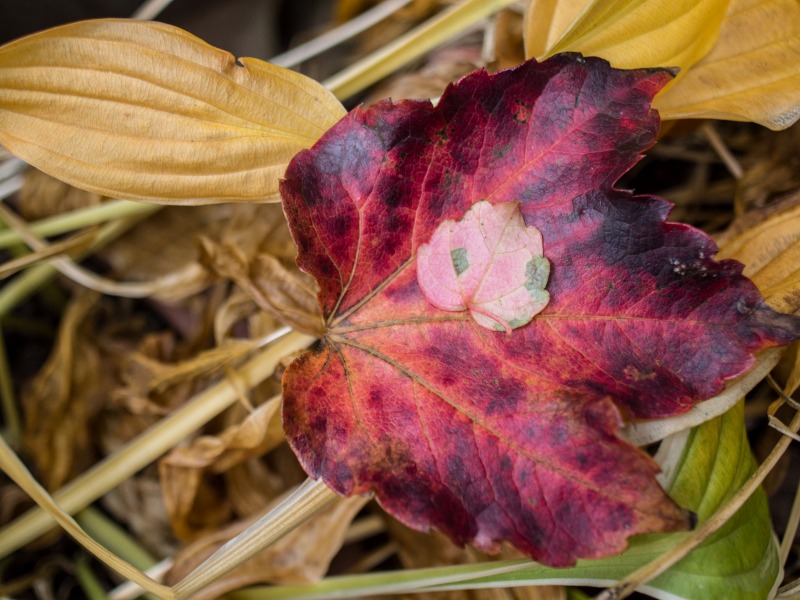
[780, 476, 800, 564]
[270, 0, 412, 68]
[131, 0, 177, 20]
[0, 435, 173, 599]
[701, 122, 743, 180]
[324, 0, 519, 99]
[0, 210, 156, 318]
[0, 202, 199, 298]
[0, 200, 159, 250]
[172, 478, 340, 600]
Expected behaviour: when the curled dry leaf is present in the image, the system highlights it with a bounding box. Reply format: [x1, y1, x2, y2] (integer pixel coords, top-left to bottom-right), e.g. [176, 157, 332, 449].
[132, 338, 262, 395]
[159, 397, 284, 540]
[101, 472, 178, 559]
[0, 19, 345, 203]
[200, 237, 324, 336]
[735, 124, 800, 211]
[492, 8, 526, 71]
[101, 205, 227, 303]
[281, 55, 800, 566]
[717, 190, 800, 314]
[22, 292, 110, 491]
[165, 495, 368, 600]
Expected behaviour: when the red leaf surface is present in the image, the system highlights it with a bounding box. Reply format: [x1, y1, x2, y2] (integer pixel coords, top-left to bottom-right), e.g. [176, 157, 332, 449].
[280, 54, 800, 566]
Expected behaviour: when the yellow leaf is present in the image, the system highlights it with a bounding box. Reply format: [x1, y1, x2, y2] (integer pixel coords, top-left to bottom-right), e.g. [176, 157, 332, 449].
[655, 0, 800, 130]
[716, 191, 800, 313]
[523, 0, 588, 59]
[0, 19, 346, 204]
[539, 0, 729, 74]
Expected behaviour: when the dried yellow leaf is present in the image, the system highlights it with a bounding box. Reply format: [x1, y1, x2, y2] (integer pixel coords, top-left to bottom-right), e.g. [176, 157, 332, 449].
[655, 0, 800, 130]
[537, 0, 729, 77]
[523, 0, 589, 59]
[0, 19, 346, 204]
[717, 191, 800, 313]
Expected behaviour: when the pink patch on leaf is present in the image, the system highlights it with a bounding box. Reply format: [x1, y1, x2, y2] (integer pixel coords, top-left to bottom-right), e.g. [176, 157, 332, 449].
[417, 200, 550, 332]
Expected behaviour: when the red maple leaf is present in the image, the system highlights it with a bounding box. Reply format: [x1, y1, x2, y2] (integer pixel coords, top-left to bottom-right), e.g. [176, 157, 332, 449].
[279, 54, 800, 566]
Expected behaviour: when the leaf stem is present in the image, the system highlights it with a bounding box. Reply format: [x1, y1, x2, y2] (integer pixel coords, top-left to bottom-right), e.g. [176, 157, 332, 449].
[323, 0, 519, 100]
[0, 330, 313, 559]
[171, 478, 339, 600]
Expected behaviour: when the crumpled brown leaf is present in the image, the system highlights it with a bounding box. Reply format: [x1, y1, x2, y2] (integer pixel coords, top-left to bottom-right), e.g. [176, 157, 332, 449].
[164, 494, 368, 600]
[22, 291, 110, 491]
[100, 470, 178, 559]
[100, 204, 226, 303]
[158, 396, 284, 540]
[200, 237, 324, 336]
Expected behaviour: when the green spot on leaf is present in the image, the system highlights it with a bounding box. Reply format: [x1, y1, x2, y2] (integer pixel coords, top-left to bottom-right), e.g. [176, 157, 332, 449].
[525, 256, 550, 292]
[451, 247, 469, 276]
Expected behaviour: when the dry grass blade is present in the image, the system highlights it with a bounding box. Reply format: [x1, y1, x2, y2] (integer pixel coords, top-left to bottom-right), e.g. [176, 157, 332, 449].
[780, 474, 800, 564]
[0, 200, 158, 250]
[324, 0, 520, 100]
[111, 559, 174, 600]
[132, 0, 178, 20]
[0, 436, 173, 599]
[701, 122, 743, 180]
[0, 229, 96, 279]
[0, 20, 345, 203]
[0, 202, 203, 298]
[171, 478, 340, 600]
[270, 0, 412, 68]
[0, 324, 21, 447]
[0, 173, 23, 200]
